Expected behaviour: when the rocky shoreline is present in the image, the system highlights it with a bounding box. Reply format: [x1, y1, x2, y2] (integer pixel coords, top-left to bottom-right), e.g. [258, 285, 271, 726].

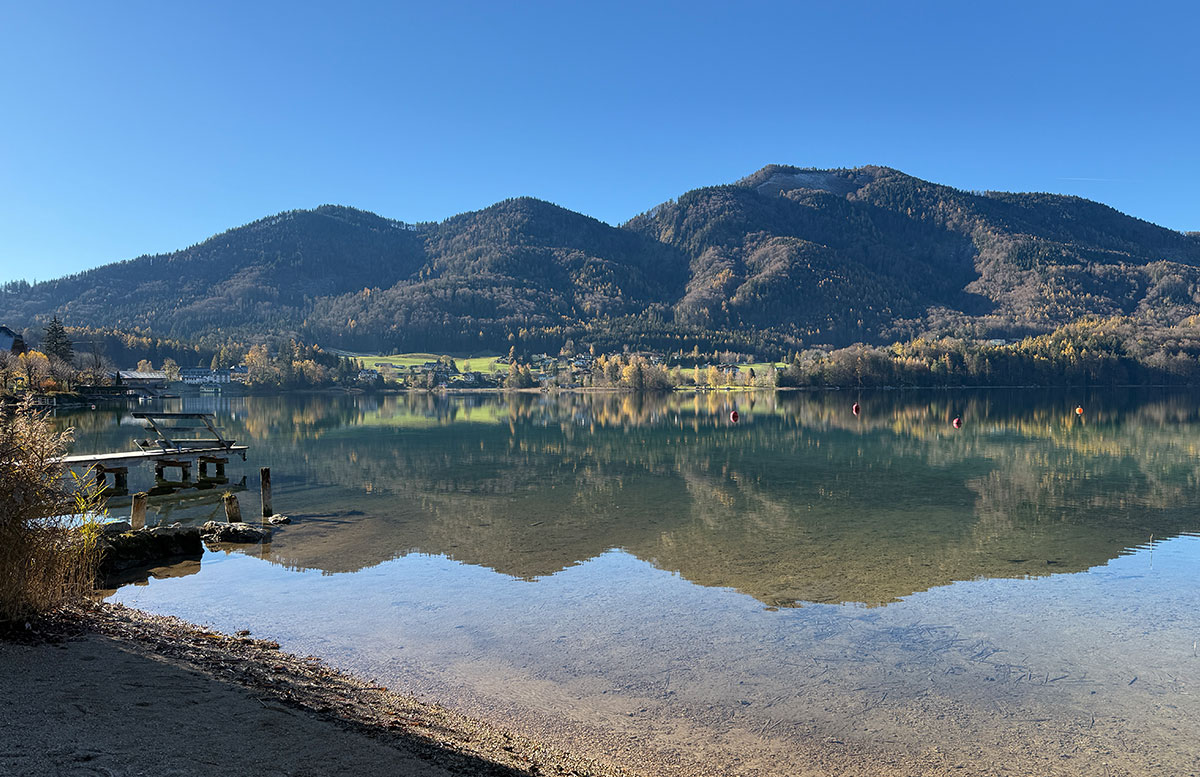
[97, 516, 291, 578]
[1, 601, 633, 777]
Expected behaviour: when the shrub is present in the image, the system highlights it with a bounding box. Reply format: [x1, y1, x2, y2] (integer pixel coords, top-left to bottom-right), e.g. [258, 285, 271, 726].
[0, 397, 105, 623]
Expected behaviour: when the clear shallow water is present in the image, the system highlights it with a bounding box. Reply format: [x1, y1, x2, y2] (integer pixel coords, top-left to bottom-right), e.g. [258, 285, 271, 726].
[57, 390, 1200, 775]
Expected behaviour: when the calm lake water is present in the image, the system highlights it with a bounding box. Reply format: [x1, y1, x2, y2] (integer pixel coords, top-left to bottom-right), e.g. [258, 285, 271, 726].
[59, 390, 1200, 775]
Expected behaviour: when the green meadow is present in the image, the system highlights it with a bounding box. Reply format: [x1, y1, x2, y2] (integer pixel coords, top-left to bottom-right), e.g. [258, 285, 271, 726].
[353, 353, 507, 375]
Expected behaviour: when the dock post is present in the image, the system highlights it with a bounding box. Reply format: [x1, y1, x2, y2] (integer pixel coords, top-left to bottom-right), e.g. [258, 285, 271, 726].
[260, 467, 272, 517]
[130, 492, 148, 530]
[223, 493, 242, 523]
[114, 468, 129, 493]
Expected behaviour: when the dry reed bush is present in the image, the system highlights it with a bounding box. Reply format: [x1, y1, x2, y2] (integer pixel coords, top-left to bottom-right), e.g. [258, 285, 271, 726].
[0, 397, 104, 623]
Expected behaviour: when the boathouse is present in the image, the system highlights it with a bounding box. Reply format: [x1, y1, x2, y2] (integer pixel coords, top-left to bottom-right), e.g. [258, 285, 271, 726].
[116, 370, 168, 391]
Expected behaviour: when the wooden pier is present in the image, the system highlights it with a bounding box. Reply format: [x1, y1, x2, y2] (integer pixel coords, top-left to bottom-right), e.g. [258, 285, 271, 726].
[57, 412, 247, 495]
[59, 445, 248, 468]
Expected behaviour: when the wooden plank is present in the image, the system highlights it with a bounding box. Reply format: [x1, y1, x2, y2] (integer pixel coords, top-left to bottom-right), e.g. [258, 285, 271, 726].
[156, 439, 237, 449]
[58, 445, 248, 467]
[141, 415, 175, 449]
[140, 424, 214, 432]
[131, 412, 222, 419]
[200, 416, 231, 447]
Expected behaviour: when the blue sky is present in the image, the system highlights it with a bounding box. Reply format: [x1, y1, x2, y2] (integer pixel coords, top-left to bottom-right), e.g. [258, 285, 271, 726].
[1, 0, 1196, 283]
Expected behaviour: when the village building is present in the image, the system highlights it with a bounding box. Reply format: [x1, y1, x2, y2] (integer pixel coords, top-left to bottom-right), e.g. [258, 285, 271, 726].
[116, 370, 168, 392]
[179, 366, 232, 385]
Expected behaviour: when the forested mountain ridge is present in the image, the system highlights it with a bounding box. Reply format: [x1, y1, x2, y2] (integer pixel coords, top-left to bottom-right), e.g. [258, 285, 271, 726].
[3, 166, 1198, 357]
[0, 205, 427, 344]
[304, 197, 691, 352]
[626, 165, 1200, 345]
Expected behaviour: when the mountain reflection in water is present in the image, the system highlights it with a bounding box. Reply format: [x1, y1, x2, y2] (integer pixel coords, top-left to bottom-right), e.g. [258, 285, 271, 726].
[62, 389, 1200, 606]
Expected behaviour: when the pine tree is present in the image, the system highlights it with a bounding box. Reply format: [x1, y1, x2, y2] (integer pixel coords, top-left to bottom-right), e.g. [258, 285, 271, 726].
[42, 317, 73, 364]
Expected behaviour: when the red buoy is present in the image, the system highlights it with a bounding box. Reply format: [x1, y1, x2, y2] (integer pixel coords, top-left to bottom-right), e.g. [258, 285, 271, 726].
[730, 410, 739, 423]
[1075, 405, 1083, 416]
[952, 417, 962, 429]
[852, 402, 860, 416]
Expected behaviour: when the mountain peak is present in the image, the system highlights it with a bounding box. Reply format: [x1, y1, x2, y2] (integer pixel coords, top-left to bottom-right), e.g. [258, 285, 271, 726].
[736, 165, 897, 197]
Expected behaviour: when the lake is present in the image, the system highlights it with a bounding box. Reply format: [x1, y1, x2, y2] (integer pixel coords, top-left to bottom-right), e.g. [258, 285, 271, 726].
[58, 390, 1200, 775]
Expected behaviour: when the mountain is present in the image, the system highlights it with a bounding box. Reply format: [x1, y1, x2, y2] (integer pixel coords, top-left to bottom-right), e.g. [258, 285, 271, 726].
[0, 206, 426, 345]
[302, 197, 690, 352]
[4, 166, 1198, 357]
[627, 165, 1200, 345]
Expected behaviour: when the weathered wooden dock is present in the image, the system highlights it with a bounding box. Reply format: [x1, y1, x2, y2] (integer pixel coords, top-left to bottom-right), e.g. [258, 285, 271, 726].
[60, 445, 248, 468]
[57, 412, 247, 495]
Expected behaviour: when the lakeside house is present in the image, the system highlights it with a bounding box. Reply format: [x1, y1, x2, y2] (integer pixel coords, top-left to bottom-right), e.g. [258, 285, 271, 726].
[180, 366, 232, 385]
[116, 370, 168, 391]
[0, 325, 26, 355]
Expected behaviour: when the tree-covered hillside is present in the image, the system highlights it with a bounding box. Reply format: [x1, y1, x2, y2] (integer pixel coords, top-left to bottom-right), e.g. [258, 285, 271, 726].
[301, 197, 690, 352]
[626, 165, 1200, 347]
[4, 166, 1198, 358]
[0, 206, 427, 346]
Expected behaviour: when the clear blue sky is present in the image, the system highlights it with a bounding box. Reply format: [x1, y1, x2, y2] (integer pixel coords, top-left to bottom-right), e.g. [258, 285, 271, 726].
[1, 0, 1196, 283]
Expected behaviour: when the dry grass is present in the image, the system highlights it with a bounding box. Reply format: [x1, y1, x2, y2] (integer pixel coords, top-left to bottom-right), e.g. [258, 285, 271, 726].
[0, 397, 104, 623]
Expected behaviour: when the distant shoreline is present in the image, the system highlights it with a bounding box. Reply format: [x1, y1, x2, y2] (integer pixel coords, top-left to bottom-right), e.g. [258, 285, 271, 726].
[10, 382, 1200, 410]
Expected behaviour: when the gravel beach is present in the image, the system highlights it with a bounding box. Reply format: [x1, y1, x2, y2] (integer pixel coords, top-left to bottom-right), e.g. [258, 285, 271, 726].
[0, 602, 632, 777]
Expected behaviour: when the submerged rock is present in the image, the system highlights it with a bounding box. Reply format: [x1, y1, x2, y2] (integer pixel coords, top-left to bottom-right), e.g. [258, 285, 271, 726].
[201, 521, 271, 543]
[100, 525, 202, 574]
[265, 514, 291, 525]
